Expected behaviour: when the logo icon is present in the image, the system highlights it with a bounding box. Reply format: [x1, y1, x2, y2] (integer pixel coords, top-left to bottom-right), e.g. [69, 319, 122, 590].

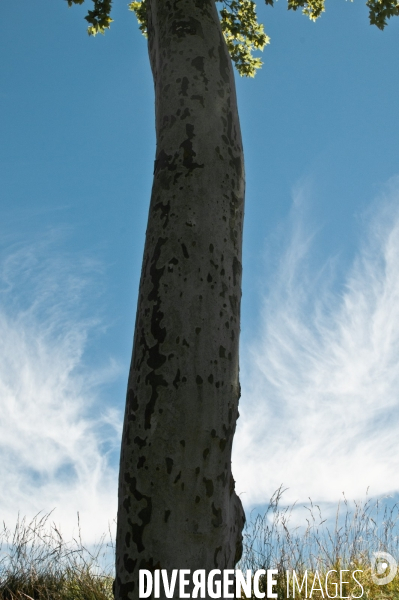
[371, 552, 398, 585]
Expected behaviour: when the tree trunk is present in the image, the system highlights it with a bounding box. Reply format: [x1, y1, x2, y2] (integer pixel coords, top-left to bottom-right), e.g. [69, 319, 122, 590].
[115, 0, 245, 597]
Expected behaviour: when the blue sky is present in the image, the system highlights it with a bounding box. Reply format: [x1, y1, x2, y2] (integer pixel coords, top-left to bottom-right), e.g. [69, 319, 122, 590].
[2, 0, 399, 544]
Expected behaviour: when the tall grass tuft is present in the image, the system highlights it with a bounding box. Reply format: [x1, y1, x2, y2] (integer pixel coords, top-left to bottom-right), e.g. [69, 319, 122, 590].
[239, 486, 399, 598]
[0, 512, 114, 600]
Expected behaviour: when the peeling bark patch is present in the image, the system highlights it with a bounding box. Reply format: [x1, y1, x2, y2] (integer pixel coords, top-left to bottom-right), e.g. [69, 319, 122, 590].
[172, 18, 203, 38]
[235, 538, 244, 564]
[223, 423, 234, 445]
[232, 256, 242, 287]
[191, 55, 205, 71]
[147, 328, 167, 368]
[203, 478, 214, 497]
[165, 457, 174, 474]
[126, 389, 138, 422]
[191, 56, 209, 85]
[217, 471, 228, 487]
[164, 510, 171, 523]
[123, 554, 137, 575]
[215, 145, 223, 161]
[154, 198, 171, 228]
[127, 388, 138, 411]
[218, 40, 230, 83]
[230, 154, 242, 179]
[226, 110, 233, 143]
[123, 495, 131, 513]
[134, 436, 147, 449]
[180, 107, 191, 120]
[168, 257, 179, 272]
[154, 149, 177, 174]
[186, 123, 195, 140]
[180, 439, 185, 447]
[173, 369, 181, 389]
[196, 375, 203, 384]
[211, 503, 223, 527]
[195, 495, 201, 504]
[180, 125, 204, 173]
[144, 370, 167, 430]
[191, 94, 204, 107]
[124, 475, 152, 554]
[174, 471, 182, 483]
[181, 243, 189, 258]
[214, 546, 222, 567]
[203, 448, 209, 459]
[137, 456, 146, 469]
[179, 76, 189, 97]
[219, 346, 226, 358]
[229, 294, 238, 316]
[208, 374, 213, 383]
[133, 507, 152, 549]
[147, 236, 166, 305]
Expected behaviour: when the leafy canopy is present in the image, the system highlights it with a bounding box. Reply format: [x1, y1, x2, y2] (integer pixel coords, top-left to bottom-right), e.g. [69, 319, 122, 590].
[67, 0, 399, 76]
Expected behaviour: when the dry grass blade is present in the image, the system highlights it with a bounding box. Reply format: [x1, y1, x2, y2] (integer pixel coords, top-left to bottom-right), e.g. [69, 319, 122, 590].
[239, 489, 399, 598]
[0, 513, 114, 600]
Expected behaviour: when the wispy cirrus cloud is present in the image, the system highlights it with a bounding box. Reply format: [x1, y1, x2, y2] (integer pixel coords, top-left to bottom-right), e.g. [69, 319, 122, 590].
[234, 176, 399, 509]
[0, 231, 122, 543]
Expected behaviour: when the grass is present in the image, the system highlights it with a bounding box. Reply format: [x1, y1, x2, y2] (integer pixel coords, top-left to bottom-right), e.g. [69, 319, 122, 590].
[0, 512, 114, 600]
[239, 486, 399, 598]
[2, 490, 399, 598]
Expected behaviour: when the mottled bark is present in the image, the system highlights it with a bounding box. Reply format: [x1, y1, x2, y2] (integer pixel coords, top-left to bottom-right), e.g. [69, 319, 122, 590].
[115, 0, 245, 597]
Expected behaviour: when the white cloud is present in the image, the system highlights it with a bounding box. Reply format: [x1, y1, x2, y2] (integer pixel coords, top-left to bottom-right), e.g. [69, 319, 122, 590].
[234, 176, 399, 509]
[0, 232, 122, 544]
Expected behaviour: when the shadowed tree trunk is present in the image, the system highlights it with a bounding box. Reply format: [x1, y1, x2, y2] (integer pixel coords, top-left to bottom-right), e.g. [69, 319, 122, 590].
[115, 0, 246, 596]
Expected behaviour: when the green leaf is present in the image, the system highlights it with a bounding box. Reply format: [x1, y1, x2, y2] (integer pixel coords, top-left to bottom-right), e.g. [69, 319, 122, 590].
[84, 0, 113, 35]
[66, 0, 113, 35]
[287, 0, 325, 21]
[128, 0, 148, 36]
[218, 0, 270, 77]
[366, 0, 399, 29]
